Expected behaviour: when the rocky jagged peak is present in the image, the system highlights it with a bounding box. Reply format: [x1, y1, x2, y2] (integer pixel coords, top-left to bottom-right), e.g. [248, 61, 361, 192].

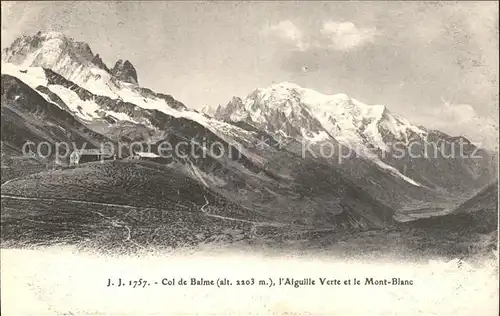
[72, 41, 94, 61]
[31, 31, 70, 47]
[228, 96, 243, 106]
[90, 54, 110, 72]
[110, 59, 138, 84]
[214, 96, 245, 121]
[200, 105, 215, 116]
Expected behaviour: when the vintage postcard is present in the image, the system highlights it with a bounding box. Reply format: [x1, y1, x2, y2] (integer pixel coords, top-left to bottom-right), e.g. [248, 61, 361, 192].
[1, 1, 498, 315]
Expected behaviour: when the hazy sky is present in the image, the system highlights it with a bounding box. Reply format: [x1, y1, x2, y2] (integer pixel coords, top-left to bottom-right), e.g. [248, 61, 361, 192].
[2, 1, 499, 148]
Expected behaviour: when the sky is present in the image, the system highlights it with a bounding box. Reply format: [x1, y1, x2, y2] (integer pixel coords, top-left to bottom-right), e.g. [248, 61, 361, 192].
[1, 1, 499, 149]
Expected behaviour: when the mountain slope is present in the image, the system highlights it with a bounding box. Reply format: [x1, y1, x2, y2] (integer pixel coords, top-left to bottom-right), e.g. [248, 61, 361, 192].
[408, 182, 498, 234]
[1, 73, 114, 160]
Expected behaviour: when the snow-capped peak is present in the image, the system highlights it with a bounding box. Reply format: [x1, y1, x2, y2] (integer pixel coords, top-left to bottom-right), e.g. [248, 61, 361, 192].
[218, 81, 427, 149]
[3, 32, 114, 95]
[268, 81, 303, 90]
[39, 31, 65, 38]
[1, 32, 190, 115]
[3, 31, 90, 67]
[215, 81, 429, 186]
[2, 31, 141, 96]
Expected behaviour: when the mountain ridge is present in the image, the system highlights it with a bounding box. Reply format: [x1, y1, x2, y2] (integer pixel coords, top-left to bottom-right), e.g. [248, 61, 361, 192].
[215, 81, 495, 193]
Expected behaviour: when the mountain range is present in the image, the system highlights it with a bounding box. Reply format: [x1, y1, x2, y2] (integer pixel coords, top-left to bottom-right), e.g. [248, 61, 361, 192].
[1, 31, 497, 245]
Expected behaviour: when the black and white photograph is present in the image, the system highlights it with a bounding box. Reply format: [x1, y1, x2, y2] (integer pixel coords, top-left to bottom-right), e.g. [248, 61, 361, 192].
[1, 1, 499, 315]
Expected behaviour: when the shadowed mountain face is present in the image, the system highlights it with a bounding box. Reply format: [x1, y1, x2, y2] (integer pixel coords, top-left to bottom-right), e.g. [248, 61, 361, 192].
[1, 74, 113, 157]
[1, 73, 118, 182]
[1, 31, 497, 251]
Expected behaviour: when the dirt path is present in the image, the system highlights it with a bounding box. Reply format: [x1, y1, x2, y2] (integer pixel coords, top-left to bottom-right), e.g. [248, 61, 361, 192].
[0, 194, 281, 226]
[1, 194, 290, 242]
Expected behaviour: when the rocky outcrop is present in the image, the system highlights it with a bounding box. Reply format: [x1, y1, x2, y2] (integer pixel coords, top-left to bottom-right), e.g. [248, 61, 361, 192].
[215, 96, 244, 121]
[110, 59, 138, 84]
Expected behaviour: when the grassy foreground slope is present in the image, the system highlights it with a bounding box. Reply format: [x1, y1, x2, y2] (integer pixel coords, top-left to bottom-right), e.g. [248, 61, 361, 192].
[1, 160, 267, 221]
[1, 160, 283, 251]
[1, 197, 260, 251]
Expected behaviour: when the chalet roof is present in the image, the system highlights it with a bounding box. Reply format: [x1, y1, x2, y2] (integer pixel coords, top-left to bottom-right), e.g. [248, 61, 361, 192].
[72, 148, 114, 156]
[134, 151, 161, 158]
